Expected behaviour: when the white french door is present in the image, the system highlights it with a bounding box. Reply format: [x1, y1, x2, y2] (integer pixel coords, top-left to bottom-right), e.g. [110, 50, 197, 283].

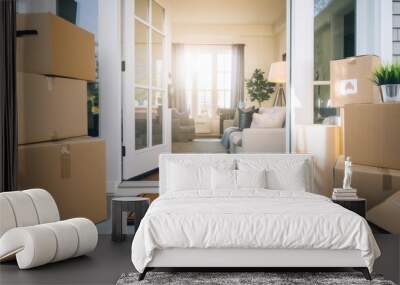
[122, 0, 170, 180]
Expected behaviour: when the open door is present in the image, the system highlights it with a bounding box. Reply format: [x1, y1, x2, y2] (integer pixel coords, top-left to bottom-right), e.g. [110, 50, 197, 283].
[122, 0, 170, 180]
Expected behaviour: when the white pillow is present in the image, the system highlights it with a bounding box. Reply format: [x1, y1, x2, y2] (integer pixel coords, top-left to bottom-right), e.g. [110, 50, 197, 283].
[266, 166, 307, 191]
[236, 169, 267, 189]
[211, 169, 267, 190]
[211, 168, 236, 190]
[259, 106, 286, 115]
[237, 158, 309, 192]
[251, 107, 286, 128]
[166, 159, 235, 192]
[168, 162, 211, 191]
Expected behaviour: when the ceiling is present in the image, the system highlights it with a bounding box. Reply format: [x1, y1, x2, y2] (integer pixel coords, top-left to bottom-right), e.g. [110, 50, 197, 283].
[169, 0, 286, 25]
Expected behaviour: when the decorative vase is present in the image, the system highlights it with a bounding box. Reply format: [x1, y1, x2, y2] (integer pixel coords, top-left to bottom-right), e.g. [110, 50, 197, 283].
[381, 84, 400, 102]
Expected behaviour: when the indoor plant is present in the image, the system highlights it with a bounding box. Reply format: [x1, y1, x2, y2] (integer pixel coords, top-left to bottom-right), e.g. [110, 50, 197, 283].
[246, 69, 275, 107]
[373, 63, 400, 102]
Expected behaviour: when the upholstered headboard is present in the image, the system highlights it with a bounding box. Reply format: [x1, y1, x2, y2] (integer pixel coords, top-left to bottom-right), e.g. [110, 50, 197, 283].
[159, 154, 314, 195]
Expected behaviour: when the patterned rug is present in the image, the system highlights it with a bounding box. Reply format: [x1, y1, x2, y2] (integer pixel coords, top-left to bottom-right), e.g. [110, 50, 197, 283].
[116, 271, 396, 285]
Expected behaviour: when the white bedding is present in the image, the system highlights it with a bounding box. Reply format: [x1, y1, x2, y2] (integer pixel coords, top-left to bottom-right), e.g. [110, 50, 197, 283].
[131, 190, 380, 273]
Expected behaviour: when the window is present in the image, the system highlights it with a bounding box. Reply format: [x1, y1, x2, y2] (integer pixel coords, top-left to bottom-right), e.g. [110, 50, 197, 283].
[183, 46, 232, 118]
[134, 0, 165, 150]
[394, 0, 400, 63]
[217, 53, 232, 108]
[314, 0, 356, 124]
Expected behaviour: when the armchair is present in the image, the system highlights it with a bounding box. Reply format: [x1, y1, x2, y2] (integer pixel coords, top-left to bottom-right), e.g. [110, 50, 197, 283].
[216, 108, 236, 135]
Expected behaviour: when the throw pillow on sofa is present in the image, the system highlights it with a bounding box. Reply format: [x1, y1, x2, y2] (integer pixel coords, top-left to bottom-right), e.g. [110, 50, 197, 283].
[239, 107, 258, 130]
[251, 107, 286, 128]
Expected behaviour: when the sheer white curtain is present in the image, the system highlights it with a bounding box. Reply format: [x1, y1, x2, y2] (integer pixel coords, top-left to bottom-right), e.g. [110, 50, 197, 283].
[172, 44, 236, 119]
[171, 43, 187, 113]
[230, 44, 245, 109]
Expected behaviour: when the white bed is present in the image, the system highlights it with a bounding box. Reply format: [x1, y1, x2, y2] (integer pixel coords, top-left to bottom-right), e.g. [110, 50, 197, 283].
[131, 154, 380, 280]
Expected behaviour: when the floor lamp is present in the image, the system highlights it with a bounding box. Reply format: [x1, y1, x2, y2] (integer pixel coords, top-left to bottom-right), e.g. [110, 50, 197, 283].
[268, 61, 287, 107]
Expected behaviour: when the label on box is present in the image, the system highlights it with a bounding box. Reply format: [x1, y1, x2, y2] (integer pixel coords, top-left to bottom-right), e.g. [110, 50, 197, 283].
[335, 79, 358, 96]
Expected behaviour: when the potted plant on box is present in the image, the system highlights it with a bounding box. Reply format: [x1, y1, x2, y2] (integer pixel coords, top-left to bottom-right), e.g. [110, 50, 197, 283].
[373, 64, 400, 102]
[246, 69, 275, 107]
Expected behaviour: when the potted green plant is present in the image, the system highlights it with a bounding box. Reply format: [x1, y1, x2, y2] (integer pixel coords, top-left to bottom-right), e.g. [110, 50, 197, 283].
[246, 69, 275, 107]
[373, 64, 400, 102]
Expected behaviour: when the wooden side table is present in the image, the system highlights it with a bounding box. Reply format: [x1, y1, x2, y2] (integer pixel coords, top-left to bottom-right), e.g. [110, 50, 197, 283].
[112, 197, 150, 242]
[332, 198, 366, 218]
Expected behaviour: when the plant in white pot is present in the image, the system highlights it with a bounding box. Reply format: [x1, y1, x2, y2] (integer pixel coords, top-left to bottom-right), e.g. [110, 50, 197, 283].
[373, 64, 400, 102]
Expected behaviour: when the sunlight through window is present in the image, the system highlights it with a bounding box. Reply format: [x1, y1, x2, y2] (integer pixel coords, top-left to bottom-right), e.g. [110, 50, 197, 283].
[183, 46, 232, 118]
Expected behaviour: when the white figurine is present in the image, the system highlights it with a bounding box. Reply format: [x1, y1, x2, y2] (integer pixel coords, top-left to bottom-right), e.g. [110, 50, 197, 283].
[343, 156, 352, 190]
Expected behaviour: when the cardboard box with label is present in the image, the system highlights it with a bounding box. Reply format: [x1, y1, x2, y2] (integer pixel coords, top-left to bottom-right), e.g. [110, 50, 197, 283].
[334, 156, 400, 210]
[367, 191, 400, 235]
[18, 137, 107, 223]
[344, 103, 400, 170]
[17, 72, 87, 145]
[17, 13, 96, 81]
[330, 55, 382, 107]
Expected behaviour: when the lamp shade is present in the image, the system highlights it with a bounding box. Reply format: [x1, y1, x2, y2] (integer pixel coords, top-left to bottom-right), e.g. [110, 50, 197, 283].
[268, 61, 287, 83]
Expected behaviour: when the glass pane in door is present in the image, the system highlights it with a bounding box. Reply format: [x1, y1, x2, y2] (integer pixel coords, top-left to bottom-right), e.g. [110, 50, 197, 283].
[152, 0, 164, 32]
[135, 0, 148, 21]
[135, 20, 149, 86]
[314, 0, 355, 123]
[152, 91, 163, 146]
[135, 88, 148, 150]
[152, 31, 164, 88]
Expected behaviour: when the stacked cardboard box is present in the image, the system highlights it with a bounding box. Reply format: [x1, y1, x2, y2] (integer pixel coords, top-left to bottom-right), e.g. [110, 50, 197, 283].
[330, 55, 400, 234]
[16, 13, 106, 223]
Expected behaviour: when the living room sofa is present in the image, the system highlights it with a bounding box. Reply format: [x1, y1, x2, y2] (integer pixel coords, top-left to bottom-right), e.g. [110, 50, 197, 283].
[230, 128, 286, 153]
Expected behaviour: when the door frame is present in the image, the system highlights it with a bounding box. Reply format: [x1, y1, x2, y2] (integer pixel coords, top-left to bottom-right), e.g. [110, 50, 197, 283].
[121, 0, 170, 181]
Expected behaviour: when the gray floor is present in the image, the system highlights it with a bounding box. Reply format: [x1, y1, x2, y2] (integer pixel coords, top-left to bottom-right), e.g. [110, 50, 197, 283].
[0, 235, 133, 285]
[1, 197, 399, 285]
[1, 233, 399, 285]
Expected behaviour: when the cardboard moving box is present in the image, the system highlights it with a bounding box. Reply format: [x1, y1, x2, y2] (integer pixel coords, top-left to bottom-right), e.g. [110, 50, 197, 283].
[334, 156, 400, 210]
[17, 13, 96, 81]
[18, 137, 107, 223]
[344, 103, 400, 170]
[17, 72, 87, 145]
[330, 55, 381, 107]
[367, 191, 400, 235]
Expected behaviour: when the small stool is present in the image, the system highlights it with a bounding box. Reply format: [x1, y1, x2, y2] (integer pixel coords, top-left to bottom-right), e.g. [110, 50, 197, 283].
[112, 197, 150, 242]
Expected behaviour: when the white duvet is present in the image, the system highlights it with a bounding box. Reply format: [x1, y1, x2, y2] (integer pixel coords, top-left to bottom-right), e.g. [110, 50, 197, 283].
[131, 190, 380, 273]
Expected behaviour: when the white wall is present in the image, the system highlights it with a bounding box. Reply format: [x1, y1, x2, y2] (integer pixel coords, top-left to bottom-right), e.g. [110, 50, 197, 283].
[99, 0, 122, 193]
[75, 0, 99, 39]
[274, 18, 287, 61]
[172, 23, 285, 107]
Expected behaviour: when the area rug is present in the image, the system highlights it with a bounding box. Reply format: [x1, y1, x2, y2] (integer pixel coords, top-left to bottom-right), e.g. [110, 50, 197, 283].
[116, 271, 395, 285]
